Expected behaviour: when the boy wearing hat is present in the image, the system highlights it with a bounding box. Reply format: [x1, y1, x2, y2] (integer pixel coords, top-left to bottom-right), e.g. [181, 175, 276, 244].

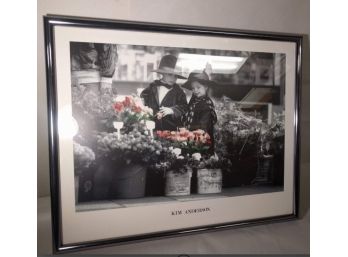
[182, 70, 218, 151]
[141, 55, 188, 131]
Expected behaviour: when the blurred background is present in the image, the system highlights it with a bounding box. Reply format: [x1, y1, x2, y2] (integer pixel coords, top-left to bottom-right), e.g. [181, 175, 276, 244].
[71, 42, 286, 124]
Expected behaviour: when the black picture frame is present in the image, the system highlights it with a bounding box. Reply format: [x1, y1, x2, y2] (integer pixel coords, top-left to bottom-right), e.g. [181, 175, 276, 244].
[44, 15, 302, 253]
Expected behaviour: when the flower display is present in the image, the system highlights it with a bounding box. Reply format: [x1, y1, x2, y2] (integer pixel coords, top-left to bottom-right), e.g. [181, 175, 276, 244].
[73, 142, 96, 175]
[214, 97, 263, 139]
[213, 96, 285, 176]
[156, 128, 211, 155]
[192, 152, 231, 170]
[112, 95, 153, 131]
[96, 129, 167, 166]
[214, 97, 262, 157]
[153, 147, 192, 175]
[71, 85, 117, 130]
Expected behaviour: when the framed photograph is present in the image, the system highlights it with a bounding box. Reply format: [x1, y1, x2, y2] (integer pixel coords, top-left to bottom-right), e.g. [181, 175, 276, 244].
[44, 15, 302, 253]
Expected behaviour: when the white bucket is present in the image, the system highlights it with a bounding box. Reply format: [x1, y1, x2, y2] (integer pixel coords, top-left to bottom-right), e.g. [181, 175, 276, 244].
[165, 169, 192, 196]
[197, 169, 222, 194]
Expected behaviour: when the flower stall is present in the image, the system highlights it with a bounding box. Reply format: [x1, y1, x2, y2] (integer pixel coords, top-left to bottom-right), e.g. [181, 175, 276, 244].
[71, 88, 285, 201]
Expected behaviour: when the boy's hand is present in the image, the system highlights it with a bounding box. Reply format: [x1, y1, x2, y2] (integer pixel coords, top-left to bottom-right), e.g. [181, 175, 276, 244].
[157, 107, 174, 118]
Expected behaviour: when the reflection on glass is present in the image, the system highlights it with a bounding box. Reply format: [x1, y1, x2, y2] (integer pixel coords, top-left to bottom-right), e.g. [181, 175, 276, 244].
[58, 106, 79, 139]
[177, 53, 248, 74]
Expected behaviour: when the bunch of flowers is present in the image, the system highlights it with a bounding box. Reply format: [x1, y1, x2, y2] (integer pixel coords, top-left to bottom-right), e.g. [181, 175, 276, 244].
[156, 128, 211, 155]
[73, 142, 96, 175]
[71, 85, 116, 129]
[214, 97, 264, 158]
[96, 128, 166, 166]
[190, 152, 231, 170]
[154, 147, 192, 175]
[213, 96, 286, 172]
[112, 95, 153, 131]
[214, 97, 263, 140]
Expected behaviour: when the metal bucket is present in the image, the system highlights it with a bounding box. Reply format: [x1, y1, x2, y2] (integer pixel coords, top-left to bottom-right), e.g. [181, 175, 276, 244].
[197, 169, 222, 194]
[165, 169, 192, 196]
[93, 162, 147, 200]
[110, 164, 147, 199]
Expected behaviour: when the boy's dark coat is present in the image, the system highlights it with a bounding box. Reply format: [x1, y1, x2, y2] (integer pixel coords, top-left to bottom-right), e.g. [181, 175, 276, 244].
[141, 80, 188, 131]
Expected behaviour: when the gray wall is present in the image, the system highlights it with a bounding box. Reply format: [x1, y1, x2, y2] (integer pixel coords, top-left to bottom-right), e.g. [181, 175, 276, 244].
[37, 0, 309, 215]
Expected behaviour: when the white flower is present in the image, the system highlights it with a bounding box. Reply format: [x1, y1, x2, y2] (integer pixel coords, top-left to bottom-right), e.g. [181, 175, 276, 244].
[192, 152, 202, 161]
[143, 106, 153, 115]
[212, 153, 219, 161]
[115, 95, 126, 102]
[177, 155, 184, 159]
[172, 148, 182, 156]
[134, 97, 144, 108]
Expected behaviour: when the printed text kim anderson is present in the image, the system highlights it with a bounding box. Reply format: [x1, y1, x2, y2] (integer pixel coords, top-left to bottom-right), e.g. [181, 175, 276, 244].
[171, 207, 211, 216]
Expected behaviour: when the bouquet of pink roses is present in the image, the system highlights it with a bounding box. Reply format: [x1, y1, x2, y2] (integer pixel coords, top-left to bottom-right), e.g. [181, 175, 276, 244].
[156, 128, 212, 155]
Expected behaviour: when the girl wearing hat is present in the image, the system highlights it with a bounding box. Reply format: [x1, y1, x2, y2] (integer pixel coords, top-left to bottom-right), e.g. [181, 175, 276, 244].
[182, 70, 218, 151]
[140, 55, 188, 131]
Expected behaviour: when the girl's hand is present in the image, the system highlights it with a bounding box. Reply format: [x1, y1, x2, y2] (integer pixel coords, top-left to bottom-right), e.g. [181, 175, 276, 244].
[158, 107, 174, 118]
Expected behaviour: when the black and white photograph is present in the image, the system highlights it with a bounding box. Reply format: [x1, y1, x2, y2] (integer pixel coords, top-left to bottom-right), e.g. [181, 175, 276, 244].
[70, 42, 286, 210]
[44, 15, 301, 252]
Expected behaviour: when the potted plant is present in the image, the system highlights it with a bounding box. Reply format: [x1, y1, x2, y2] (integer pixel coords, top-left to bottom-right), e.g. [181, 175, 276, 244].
[155, 128, 214, 196]
[73, 142, 95, 203]
[214, 98, 263, 187]
[191, 153, 229, 194]
[253, 112, 285, 185]
[71, 83, 117, 135]
[70, 84, 117, 203]
[154, 147, 193, 197]
[95, 128, 165, 199]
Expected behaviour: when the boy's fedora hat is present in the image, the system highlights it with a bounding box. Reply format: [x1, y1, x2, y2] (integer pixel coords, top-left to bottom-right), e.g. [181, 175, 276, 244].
[152, 55, 186, 79]
[182, 70, 217, 90]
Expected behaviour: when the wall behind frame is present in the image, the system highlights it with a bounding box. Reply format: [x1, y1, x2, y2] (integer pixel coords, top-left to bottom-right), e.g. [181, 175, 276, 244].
[37, 0, 309, 216]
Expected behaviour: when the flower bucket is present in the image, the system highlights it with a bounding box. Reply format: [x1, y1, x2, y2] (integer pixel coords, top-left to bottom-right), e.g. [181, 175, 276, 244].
[93, 162, 146, 200]
[252, 154, 275, 185]
[165, 169, 192, 196]
[110, 164, 147, 199]
[145, 168, 165, 196]
[93, 162, 114, 200]
[197, 169, 222, 194]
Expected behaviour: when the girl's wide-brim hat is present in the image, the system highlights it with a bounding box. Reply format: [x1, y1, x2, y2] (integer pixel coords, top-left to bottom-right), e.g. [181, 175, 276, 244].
[181, 70, 217, 90]
[152, 55, 186, 79]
